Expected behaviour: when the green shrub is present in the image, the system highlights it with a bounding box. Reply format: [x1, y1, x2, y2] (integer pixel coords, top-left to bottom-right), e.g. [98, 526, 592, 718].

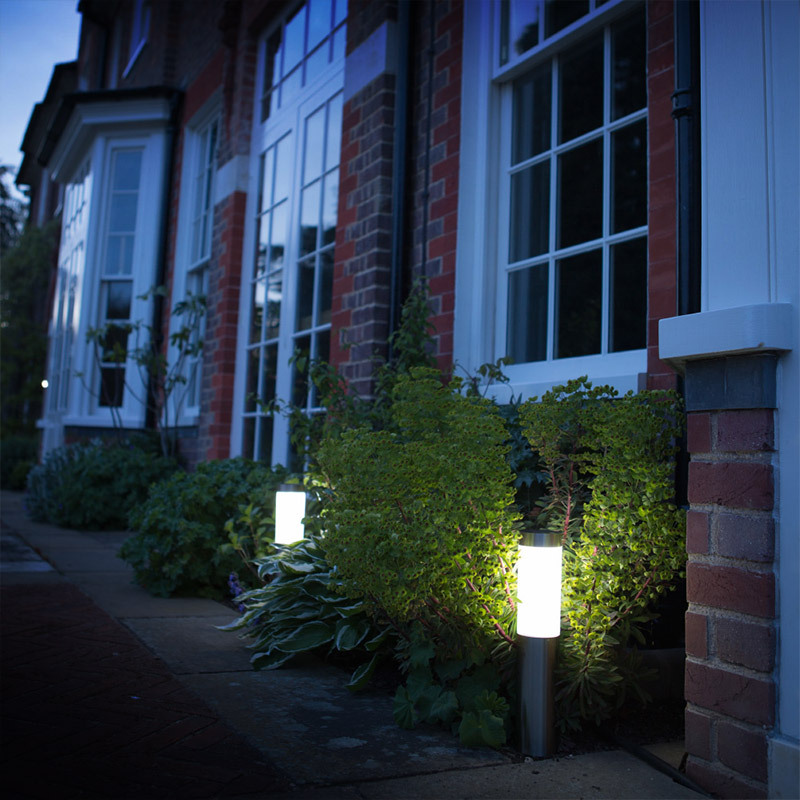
[25, 438, 177, 529]
[316, 367, 521, 747]
[222, 532, 395, 687]
[519, 378, 685, 730]
[121, 458, 287, 597]
[1, 434, 39, 489]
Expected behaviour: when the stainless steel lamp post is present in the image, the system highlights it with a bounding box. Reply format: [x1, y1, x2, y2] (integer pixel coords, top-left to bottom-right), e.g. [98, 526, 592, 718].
[517, 530, 563, 757]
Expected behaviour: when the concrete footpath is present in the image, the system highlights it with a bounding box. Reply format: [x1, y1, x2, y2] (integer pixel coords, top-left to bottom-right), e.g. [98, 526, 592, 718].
[0, 490, 707, 799]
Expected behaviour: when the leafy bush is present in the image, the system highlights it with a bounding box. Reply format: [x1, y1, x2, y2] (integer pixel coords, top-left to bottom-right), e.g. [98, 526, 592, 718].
[519, 378, 685, 730]
[1, 434, 39, 489]
[121, 458, 287, 597]
[316, 367, 521, 747]
[222, 532, 395, 687]
[25, 438, 177, 529]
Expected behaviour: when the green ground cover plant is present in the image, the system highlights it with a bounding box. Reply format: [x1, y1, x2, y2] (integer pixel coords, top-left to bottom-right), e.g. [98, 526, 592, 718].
[25, 438, 176, 530]
[221, 531, 395, 687]
[520, 378, 685, 730]
[121, 458, 286, 597]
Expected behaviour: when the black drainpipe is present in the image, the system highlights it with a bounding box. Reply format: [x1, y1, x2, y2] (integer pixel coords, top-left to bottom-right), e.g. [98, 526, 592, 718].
[146, 90, 182, 433]
[388, 0, 412, 360]
[671, 1, 701, 510]
[672, 0, 701, 318]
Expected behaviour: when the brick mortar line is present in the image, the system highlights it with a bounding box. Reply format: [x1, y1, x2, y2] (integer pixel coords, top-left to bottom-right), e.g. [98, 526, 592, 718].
[685, 652, 776, 682]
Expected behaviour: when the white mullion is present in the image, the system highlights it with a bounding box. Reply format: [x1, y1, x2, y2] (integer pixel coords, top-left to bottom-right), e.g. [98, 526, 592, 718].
[601, 24, 612, 355]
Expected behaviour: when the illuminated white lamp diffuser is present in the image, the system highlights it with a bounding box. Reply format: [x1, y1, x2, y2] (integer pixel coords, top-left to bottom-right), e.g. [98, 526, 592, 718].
[274, 484, 306, 544]
[517, 531, 563, 638]
[517, 530, 562, 757]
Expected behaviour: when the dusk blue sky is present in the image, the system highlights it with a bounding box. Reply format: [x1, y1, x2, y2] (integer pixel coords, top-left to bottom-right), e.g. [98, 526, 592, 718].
[0, 0, 82, 191]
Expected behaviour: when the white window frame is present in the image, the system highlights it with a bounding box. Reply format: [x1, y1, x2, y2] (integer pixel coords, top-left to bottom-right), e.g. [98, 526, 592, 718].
[169, 98, 220, 424]
[455, 0, 647, 403]
[232, 1, 346, 465]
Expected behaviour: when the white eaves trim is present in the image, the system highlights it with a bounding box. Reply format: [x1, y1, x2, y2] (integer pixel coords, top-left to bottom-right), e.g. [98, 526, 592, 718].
[48, 96, 173, 182]
[659, 303, 794, 368]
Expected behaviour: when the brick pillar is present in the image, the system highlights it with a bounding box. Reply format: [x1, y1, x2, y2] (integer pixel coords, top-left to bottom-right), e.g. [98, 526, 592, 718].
[683, 355, 777, 798]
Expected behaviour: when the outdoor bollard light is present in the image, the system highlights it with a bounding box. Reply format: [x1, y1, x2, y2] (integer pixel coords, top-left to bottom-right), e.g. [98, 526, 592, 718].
[517, 530, 563, 757]
[274, 484, 306, 544]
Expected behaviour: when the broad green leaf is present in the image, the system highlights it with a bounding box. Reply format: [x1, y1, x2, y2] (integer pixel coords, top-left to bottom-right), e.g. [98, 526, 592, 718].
[392, 685, 418, 730]
[273, 620, 334, 653]
[346, 653, 380, 692]
[334, 618, 371, 651]
[251, 649, 295, 670]
[458, 709, 506, 748]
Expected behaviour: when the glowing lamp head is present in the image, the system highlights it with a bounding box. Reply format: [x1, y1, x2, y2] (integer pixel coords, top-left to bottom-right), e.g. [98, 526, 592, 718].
[517, 531, 563, 639]
[274, 484, 307, 544]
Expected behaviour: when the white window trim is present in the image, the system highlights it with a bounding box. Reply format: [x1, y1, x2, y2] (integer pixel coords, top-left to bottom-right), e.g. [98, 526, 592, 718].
[455, 0, 646, 402]
[232, 9, 346, 463]
[168, 95, 221, 426]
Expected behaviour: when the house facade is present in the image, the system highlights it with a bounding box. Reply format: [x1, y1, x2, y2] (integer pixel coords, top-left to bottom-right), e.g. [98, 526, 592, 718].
[18, 1, 798, 796]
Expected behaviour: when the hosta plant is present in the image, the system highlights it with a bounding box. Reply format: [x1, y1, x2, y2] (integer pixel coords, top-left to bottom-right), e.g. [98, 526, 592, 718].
[222, 533, 395, 689]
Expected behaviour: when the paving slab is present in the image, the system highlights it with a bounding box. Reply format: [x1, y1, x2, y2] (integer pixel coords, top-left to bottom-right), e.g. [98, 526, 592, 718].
[183, 665, 508, 786]
[123, 616, 252, 674]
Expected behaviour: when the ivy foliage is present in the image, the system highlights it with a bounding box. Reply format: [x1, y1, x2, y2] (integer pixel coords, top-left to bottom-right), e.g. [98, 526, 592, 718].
[315, 367, 521, 746]
[519, 378, 685, 730]
[121, 458, 287, 597]
[221, 533, 395, 688]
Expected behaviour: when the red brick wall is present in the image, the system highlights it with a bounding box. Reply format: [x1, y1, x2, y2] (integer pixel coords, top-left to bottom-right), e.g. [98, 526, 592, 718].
[683, 408, 776, 798]
[646, 0, 678, 391]
[407, 0, 461, 372]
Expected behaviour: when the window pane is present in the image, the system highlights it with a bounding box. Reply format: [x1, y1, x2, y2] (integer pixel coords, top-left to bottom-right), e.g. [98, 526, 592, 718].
[503, 0, 541, 65]
[242, 416, 255, 458]
[106, 282, 132, 319]
[322, 169, 338, 246]
[332, 24, 346, 61]
[612, 119, 647, 233]
[108, 193, 138, 233]
[99, 367, 125, 407]
[306, 43, 329, 86]
[262, 343, 278, 404]
[558, 137, 602, 248]
[265, 28, 282, 92]
[318, 249, 333, 325]
[300, 180, 321, 256]
[292, 334, 311, 407]
[556, 249, 602, 358]
[101, 324, 129, 361]
[274, 136, 292, 202]
[304, 106, 326, 182]
[512, 62, 551, 164]
[545, 0, 589, 38]
[270, 201, 287, 271]
[610, 236, 647, 352]
[296, 258, 315, 331]
[612, 8, 646, 120]
[245, 349, 259, 411]
[510, 161, 550, 262]
[112, 151, 142, 191]
[284, 5, 306, 72]
[334, 0, 347, 26]
[308, 0, 332, 50]
[105, 236, 121, 275]
[507, 264, 548, 363]
[266, 270, 282, 340]
[256, 213, 270, 276]
[558, 33, 602, 143]
[282, 65, 303, 106]
[250, 278, 265, 343]
[326, 93, 343, 170]
[259, 150, 273, 213]
[258, 415, 274, 463]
